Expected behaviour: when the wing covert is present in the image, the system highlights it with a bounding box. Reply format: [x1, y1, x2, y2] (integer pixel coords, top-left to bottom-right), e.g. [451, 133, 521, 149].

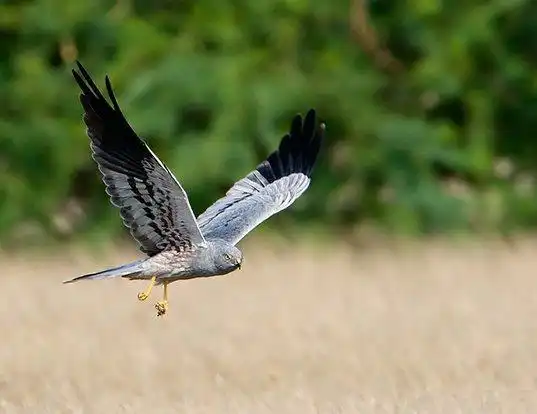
[72, 61, 206, 256]
[197, 109, 323, 245]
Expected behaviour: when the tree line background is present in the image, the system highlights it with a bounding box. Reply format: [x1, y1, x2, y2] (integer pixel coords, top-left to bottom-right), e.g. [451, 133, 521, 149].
[1, 0, 536, 248]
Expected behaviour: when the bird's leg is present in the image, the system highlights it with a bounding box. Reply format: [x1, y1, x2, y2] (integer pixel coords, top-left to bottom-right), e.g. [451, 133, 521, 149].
[137, 276, 156, 301]
[155, 282, 169, 317]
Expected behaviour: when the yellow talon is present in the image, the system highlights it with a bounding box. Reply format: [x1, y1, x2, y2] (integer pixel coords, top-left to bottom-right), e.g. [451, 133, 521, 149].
[155, 282, 169, 317]
[137, 276, 156, 301]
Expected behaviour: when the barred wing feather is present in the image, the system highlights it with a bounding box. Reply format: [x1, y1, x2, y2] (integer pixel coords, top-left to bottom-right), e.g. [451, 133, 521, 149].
[72, 61, 206, 256]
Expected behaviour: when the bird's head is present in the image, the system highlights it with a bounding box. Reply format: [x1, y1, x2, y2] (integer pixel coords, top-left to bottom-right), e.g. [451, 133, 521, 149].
[211, 243, 243, 274]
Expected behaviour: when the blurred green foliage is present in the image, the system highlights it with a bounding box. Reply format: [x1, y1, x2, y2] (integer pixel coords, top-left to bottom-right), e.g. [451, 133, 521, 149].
[1, 0, 537, 246]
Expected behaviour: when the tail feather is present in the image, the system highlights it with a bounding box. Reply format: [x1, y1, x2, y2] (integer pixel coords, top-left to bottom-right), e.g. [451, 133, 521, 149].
[63, 260, 145, 284]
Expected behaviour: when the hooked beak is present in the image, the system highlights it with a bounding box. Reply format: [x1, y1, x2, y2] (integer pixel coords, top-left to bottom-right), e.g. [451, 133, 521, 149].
[237, 261, 242, 270]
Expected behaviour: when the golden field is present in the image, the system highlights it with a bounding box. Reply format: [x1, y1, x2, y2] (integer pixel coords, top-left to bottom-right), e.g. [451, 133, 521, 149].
[2, 236, 537, 413]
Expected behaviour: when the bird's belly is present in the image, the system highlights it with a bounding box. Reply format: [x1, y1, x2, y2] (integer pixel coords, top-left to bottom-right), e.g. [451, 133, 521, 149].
[155, 267, 235, 284]
[155, 273, 214, 284]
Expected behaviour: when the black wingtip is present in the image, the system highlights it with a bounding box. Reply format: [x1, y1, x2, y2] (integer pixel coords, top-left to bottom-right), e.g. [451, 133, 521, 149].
[71, 67, 82, 85]
[259, 107, 324, 182]
[303, 107, 326, 136]
[73, 61, 88, 85]
[74, 60, 90, 83]
[71, 61, 123, 121]
[104, 75, 121, 111]
[298, 107, 324, 144]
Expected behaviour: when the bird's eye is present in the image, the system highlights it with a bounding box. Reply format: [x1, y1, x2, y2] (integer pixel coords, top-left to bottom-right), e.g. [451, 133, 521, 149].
[223, 253, 231, 261]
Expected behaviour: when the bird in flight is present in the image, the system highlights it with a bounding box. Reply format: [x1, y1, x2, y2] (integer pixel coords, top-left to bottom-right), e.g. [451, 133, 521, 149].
[64, 61, 324, 317]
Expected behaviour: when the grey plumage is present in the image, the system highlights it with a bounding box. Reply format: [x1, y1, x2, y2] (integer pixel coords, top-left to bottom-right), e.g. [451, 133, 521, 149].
[197, 109, 322, 245]
[64, 61, 324, 315]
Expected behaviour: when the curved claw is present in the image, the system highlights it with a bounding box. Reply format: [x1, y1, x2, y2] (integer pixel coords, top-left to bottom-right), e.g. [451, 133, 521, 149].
[155, 301, 168, 317]
[137, 276, 156, 302]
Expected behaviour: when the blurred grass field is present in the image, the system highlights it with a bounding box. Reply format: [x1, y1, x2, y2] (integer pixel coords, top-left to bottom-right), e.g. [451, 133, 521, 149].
[2, 236, 537, 413]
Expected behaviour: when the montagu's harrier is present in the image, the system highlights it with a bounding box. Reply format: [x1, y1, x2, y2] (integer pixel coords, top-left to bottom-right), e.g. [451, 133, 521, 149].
[64, 61, 324, 317]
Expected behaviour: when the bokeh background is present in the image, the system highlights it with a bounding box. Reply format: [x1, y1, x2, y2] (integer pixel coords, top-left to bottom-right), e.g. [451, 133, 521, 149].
[2, 0, 537, 412]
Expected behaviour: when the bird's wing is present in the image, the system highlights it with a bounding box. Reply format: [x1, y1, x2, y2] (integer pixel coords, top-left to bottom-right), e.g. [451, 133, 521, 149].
[72, 61, 206, 256]
[197, 109, 323, 246]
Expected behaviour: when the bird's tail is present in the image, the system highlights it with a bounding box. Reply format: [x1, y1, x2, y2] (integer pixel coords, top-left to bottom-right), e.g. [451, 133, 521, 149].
[63, 259, 145, 284]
